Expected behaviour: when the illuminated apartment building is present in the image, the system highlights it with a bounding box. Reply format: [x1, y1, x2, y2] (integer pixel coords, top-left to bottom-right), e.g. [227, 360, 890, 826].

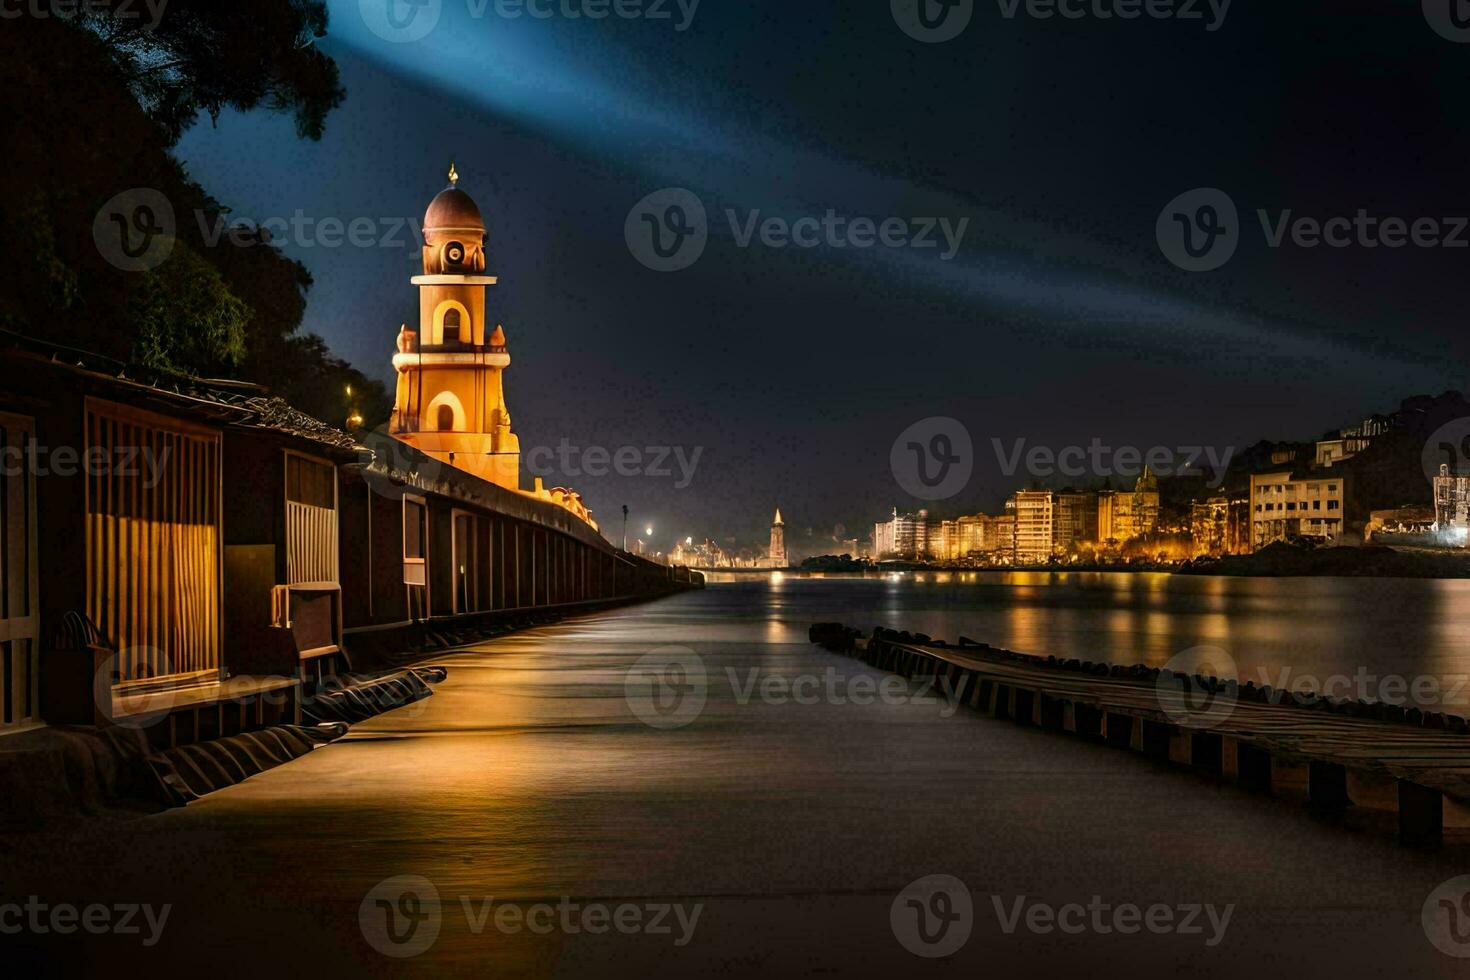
[1249, 471, 1345, 548]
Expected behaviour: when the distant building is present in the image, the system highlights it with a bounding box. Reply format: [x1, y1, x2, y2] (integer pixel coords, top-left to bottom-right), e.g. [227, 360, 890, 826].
[980, 514, 1016, 558]
[763, 508, 787, 567]
[1011, 490, 1054, 563]
[1315, 415, 1390, 468]
[1097, 470, 1160, 545]
[1433, 464, 1470, 546]
[1053, 490, 1098, 550]
[1249, 470, 1345, 548]
[933, 520, 958, 560]
[1190, 497, 1250, 557]
[1367, 505, 1436, 543]
[873, 507, 931, 560]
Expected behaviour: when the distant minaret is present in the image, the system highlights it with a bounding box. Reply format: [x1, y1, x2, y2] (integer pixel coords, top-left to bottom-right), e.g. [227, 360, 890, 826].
[768, 507, 787, 568]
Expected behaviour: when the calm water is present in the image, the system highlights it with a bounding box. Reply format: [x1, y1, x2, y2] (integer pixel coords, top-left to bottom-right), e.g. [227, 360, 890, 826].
[7, 574, 1466, 978]
[711, 571, 1470, 710]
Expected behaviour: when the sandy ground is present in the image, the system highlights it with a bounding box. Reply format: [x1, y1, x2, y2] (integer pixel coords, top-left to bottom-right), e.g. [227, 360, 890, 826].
[1, 588, 1467, 977]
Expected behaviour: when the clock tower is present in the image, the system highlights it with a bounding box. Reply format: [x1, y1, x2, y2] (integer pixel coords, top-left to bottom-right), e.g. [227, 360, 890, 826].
[389, 165, 520, 491]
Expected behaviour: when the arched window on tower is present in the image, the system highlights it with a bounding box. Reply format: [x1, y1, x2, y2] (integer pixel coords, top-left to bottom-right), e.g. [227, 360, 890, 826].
[442, 308, 462, 343]
[436, 404, 456, 432]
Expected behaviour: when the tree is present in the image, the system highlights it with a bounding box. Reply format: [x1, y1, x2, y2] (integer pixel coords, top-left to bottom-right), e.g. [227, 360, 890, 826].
[76, 0, 344, 144]
[0, 8, 390, 427]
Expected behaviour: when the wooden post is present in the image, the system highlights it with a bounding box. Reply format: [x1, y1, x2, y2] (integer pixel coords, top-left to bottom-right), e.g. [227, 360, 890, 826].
[1309, 762, 1352, 811]
[1039, 694, 1065, 731]
[1190, 732, 1223, 774]
[994, 684, 1013, 721]
[1140, 720, 1172, 760]
[1074, 703, 1102, 740]
[1013, 688, 1035, 727]
[1104, 711, 1132, 748]
[1398, 781, 1443, 847]
[1236, 742, 1273, 793]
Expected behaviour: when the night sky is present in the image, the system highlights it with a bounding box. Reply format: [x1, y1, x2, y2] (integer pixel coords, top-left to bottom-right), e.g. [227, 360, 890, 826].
[174, 0, 1469, 556]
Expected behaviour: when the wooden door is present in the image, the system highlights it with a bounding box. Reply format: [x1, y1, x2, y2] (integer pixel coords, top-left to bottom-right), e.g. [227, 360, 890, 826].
[0, 413, 39, 728]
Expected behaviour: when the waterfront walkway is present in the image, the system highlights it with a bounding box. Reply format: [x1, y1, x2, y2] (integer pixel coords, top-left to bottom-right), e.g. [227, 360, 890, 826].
[3, 589, 1465, 976]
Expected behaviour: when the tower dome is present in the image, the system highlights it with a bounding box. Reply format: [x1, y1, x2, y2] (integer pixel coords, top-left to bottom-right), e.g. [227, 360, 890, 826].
[423, 188, 484, 235]
[421, 163, 488, 275]
[423, 160, 485, 234]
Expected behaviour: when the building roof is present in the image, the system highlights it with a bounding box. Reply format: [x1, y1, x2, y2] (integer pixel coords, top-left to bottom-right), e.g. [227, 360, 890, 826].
[0, 329, 362, 457]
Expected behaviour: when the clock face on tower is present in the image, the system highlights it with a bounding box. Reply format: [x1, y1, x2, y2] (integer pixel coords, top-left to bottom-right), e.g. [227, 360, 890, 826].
[445, 241, 465, 266]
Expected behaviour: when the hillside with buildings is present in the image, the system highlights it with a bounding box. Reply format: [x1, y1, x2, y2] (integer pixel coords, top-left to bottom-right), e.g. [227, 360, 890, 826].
[870, 392, 1470, 567]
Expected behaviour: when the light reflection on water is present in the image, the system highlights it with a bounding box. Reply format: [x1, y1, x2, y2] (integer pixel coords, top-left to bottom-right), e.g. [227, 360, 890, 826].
[700, 571, 1470, 709]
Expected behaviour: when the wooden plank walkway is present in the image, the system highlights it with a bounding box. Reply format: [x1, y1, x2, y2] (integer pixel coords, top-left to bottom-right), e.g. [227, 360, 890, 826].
[811, 624, 1470, 847]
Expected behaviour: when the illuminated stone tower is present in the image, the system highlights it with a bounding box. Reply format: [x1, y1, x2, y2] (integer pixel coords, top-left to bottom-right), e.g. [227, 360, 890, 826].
[767, 507, 787, 568]
[390, 165, 520, 490]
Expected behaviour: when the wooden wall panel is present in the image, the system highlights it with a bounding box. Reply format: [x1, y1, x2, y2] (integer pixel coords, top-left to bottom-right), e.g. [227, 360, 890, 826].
[85, 400, 220, 687]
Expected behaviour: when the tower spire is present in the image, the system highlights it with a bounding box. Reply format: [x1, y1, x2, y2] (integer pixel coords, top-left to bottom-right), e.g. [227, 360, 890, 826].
[447, 159, 459, 186]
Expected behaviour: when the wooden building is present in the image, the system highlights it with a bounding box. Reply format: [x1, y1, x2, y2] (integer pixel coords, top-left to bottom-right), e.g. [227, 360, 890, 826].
[0, 339, 697, 746]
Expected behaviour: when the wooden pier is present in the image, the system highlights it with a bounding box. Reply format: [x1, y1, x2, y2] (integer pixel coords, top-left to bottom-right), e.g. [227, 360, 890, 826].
[811, 624, 1470, 847]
